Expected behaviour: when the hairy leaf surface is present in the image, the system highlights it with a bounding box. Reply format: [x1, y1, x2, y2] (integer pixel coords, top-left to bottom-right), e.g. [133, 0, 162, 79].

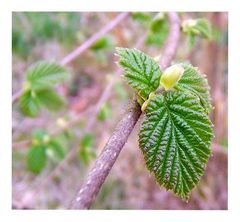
[175, 63, 212, 113]
[26, 61, 68, 89]
[116, 48, 161, 100]
[139, 91, 213, 199]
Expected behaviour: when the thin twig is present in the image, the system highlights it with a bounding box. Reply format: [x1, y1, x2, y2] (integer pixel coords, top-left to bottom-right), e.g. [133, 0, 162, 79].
[12, 12, 129, 103]
[70, 12, 181, 209]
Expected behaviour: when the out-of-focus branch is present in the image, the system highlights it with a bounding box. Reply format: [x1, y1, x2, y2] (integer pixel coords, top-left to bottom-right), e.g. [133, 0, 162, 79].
[70, 12, 181, 210]
[12, 12, 129, 104]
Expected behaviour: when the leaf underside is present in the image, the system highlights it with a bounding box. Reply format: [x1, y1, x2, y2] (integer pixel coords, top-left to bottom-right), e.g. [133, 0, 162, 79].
[116, 47, 161, 100]
[175, 63, 212, 113]
[139, 91, 213, 200]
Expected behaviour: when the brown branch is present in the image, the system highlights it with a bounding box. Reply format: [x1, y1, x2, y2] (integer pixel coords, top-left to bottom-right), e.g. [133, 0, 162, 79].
[70, 12, 181, 210]
[12, 12, 129, 103]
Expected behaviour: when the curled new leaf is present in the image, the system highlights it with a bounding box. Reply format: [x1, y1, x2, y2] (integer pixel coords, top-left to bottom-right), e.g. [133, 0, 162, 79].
[139, 91, 213, 200]
[116, 47, 161, 100]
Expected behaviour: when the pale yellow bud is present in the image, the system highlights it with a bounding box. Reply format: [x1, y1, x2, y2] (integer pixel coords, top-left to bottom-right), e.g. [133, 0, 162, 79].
[160, 64, 184, 90]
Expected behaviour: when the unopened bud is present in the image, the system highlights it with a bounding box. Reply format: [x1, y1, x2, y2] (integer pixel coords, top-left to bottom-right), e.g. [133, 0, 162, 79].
[160, 64, 184, 90]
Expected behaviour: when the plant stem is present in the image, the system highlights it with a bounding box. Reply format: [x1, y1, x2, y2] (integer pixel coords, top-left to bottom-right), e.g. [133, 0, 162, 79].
[70, 12, 181, 209]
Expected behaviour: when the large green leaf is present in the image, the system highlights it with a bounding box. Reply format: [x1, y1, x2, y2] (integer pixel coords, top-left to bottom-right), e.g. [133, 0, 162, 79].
[174, 63, 212, 113]
[26, 61, 68, 90]
[27, 145, 47, 174]
[139, 91, 213, 200]
[116, 48, 161, 100]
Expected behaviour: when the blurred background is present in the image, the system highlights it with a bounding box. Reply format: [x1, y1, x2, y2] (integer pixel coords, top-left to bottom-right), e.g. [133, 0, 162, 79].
[12, 12, 228, 209]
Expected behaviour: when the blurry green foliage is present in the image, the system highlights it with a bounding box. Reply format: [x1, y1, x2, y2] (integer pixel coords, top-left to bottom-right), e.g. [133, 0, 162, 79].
[12, 12, 81, 57]
[131, 12, 169, 48]
[19, 61, 68, 117]
[27, 145, 47, 174]
[97, 102, 112, 121]
[131, 12, 152, 26]
[78, 133, 96, 165]
[90, 36, 114, 51]
[47, 140, 65, 160]
[114, 81, 128, 101]
[182, 18, 212, 48]
[26, 130, 67, 174]
[146, 13, 169, 48]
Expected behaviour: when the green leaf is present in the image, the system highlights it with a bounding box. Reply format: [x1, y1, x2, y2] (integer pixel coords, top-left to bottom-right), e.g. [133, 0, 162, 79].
[19, 90, 41, 117]
[174, 63, 212, 113]
[145, 13, 169, 48]
[27, 145, 47, 174]
[79, 133, 96, 165]
[47, 140, 65, 160]
[90, 36, 113, 51]
[139, 91, 213, 200]
[26, 61, 68, 90]
[36, 88, 65, 111]
[116, 48, 161, 100]
[97, 102, 112, 121]
[80, 133, 94, 149]
[182, 18, 212, 40]
[131, 12, 152, 25]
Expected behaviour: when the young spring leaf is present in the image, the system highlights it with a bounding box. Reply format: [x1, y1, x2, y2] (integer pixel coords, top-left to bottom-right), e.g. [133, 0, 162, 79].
[27, 145, 47, 174]
[19, 90, 41, 117]
[116, 47, 161, 100]
[182, 18, 212, 48]
[145, 13, 169, 48]
[47, 140, 65, 160]
[26, 61, 68, 90]
[19, 88, 64, 117]
[139, 91, 213, 200]
[174, 63, 212, 113]
[36, 88, 65, 111]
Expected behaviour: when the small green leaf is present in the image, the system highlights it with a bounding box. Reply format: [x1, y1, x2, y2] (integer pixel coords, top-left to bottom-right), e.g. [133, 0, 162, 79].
[36, 88, 65, 111]
[116, 47, 161, 100]
[131, 12, 152, 25]
[174, 63, 212, 113]
[182, 18, 212, 40]
[79, 133, 96, 165]
[26, 61, 68, 90]
[145, 13, 169, 48]
[90, 36, 113, 51]
[139, 91, 213, 200]
[97, 102, 112, 121]
[27, 145, 47, 174]
[80, 133, 94, 149]
[47, 140, 65, 160]
[19, 90, 41, 117]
